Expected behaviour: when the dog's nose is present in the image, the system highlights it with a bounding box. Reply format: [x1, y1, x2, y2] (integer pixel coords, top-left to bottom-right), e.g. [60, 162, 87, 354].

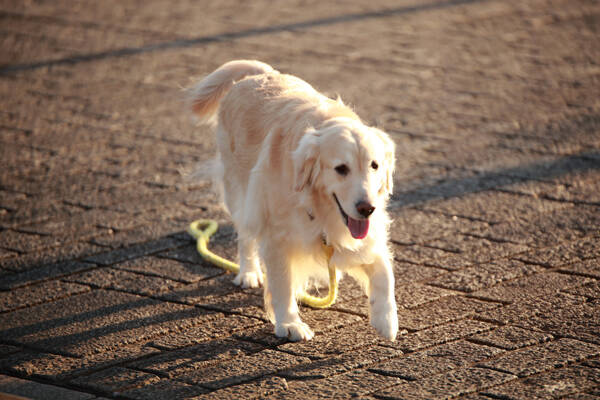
[356, 201, 375, 218]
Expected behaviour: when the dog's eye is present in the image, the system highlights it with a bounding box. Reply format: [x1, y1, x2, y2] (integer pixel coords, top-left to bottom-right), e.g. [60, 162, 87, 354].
[335, 164, 349, 176]
[371, 161, 379, 170]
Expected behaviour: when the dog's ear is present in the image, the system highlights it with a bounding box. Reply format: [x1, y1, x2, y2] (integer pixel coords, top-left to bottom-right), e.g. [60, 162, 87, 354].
[293, 128, 321, 192]
[373, 128, 395, 194]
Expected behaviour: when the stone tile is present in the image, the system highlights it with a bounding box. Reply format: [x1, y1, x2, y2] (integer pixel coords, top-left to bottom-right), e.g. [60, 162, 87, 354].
[386, 319, 495, 353]
[0, 290, 209, 357]
[479, 338, 600, 378]
[559, 258, 600, 279]
[470, 205, 600, 248]
[395, 283, 454, 308]
[63, 267, 182, 295]
[370, 340, 504, 380]
[279, 345, 399, 380]
[0, 261, 96, 290]
[396, 295, 499, 331]
[394, 261, 444, 284]
[157, 274, 266, 319]
[177, 349, 310, 389]
[128, 338, 263, 377]
[0, 374, 95, 400]
[146, 315, 264, 350]
[0, 241, 105, 274]
[284, 369, 404, 399]
[516, 235, 600, 268]
[483, 364, 600, 400]
[375, 367, 515, 400]
[563, 280, 600, 299]
[83, 237, 185, 265]
[470, 325, 553, 351]
[194, 376, 291, 400]
[115, 255, 222, 283]
[119, 379, 209, 399]
[471, 271, 592, 304]
[423, 189, 566, 225]
[70, 367, 161, 396]
[427, 234, 530, 265]
[481, 293, 600, 345]
[427, 259, 542, 293]
[0, 346, 159, 382]
[389, 208, 488, 245]
[0, 280, 91, 313]
[277, 320, 383, 359]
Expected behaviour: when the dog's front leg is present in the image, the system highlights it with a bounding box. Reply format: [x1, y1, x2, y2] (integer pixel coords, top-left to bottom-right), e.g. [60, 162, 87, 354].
[262, 242, 314, 341]
[366, 253, 398, 341]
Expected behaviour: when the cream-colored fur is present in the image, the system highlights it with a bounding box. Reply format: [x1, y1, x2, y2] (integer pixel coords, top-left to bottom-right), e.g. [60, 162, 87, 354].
[189, 60, 398, 341]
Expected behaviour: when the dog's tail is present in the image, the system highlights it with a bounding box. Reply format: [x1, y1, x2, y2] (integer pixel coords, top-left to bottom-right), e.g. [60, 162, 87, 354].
[188, 60, 275, 124]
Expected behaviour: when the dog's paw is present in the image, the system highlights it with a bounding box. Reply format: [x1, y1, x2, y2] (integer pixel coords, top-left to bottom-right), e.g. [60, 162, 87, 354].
[274, 321, 314, 341]
[370, 301, 398, 341]
[233, 271, 263, 288]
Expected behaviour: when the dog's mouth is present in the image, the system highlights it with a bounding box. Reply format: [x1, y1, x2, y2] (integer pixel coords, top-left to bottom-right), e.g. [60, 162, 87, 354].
[333, 193, 369, 239]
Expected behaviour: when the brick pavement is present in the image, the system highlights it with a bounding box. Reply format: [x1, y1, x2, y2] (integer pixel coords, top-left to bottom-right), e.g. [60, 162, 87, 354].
[0, 0, 599, 398]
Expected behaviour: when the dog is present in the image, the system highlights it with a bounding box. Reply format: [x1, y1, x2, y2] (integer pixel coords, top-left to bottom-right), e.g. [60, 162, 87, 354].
[188, 60, 398, 341]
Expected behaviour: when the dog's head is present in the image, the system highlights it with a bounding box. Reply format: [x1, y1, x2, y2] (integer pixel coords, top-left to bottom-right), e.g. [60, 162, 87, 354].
[293, 117, 395, 240]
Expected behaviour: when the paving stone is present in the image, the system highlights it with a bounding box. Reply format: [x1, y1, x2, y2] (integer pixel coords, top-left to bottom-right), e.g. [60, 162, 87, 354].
[470, 271, 592, 304]
[70, 367, 161, 396]
[388, 208, 488, 245]
[0, 345, 20, 357]
[375, 367, 516, 400]
[279, 345, 399, 380]
[283, 369, 405, 399]
[395, 295, 499, 331]
[369, 340, 504, 381]
[427, 259, 542, 293]
[563, 280, 600, 299]
[422, 189, 567, 225]
[194, 376, 291, 400]
[559, 258, 600, 279]
[479, 338, 600, 378]
[386, 319, 495, 353]
[0, 290, 208, 357]
[483, 363, 600, 400]
[63, 267, 182, 295]
[83, 236, 186, 265]
[114, 255, 222, 283]
[0, 260, 96, 290]
[0, 374, 95, 400]
[516, 235, 600, 268]
[118, 379, 209, 399]
[481, 293, 600, 345]
[469, 205, 600, 247]
[0, 280, 91, 313]
[157, 274, 266, 318]
[394, 261, 443, 284]
[128, 338, 263, 377]
[277, 320, 383, 359]
[175, 348, 310, 389]
[146, 314, 264, 350]
[470, 325, 554, 351]
[0, 241, 105, 275]
[0, 346, 159, 382]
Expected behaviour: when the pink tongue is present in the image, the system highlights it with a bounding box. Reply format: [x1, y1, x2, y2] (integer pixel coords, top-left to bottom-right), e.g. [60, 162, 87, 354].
[347, 216, 369, 239]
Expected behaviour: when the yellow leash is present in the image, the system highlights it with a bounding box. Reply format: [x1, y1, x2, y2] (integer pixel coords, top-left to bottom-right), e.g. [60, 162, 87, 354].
[188, 219, 338, 308]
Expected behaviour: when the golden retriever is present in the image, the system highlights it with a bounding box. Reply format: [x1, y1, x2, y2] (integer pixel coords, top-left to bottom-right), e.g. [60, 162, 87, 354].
[188, 60, 398, 341]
